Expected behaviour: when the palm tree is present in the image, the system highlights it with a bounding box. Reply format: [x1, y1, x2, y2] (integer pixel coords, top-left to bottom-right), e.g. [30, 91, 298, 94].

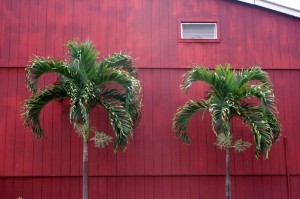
[21, 40, 142, 199]
[173, 64, 280, 199]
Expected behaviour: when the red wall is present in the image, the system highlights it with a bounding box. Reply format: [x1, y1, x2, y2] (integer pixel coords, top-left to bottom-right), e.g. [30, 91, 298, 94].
[0, 0, 300, 198]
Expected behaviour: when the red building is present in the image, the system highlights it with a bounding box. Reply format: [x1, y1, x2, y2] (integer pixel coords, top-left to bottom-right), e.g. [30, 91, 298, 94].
[1, 0, 300, 198]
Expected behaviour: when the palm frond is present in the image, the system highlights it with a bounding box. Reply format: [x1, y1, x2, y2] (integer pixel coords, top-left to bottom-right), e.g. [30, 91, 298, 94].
[181, 66, 230, 98]
[96, 67, 142, 110]
[26, 57, 79, 93]
[99, 52, 138, 77]
[100, 87, 142, 126]
[173, 100, 208, 143]
[21, 83, 69, 138]
[210, 99, 231, 136]
[243, 84, 277, 112]
[240, 105, 280, 158]
[99, 100, 134, 151]
[237, 66, 270, 87]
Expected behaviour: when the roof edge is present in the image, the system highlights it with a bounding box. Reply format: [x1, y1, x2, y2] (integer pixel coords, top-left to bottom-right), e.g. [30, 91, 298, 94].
[236, 0, 300, 18]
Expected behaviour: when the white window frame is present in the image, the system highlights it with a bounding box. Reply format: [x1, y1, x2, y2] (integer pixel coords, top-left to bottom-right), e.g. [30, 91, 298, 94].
[181, 22, 218, 39]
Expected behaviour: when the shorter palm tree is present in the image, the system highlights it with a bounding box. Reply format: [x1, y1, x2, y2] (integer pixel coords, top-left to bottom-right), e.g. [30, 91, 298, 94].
[21, 40, 142, 199]
[173, 64, 280, 199]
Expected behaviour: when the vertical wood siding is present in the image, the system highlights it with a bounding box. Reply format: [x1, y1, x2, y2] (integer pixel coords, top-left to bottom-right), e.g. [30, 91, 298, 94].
[0, 0, 300, 198]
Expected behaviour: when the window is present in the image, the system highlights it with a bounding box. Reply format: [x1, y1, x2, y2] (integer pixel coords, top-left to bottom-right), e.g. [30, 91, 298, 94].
[178, 19, 220, 42]
[181, 23, 217, 39]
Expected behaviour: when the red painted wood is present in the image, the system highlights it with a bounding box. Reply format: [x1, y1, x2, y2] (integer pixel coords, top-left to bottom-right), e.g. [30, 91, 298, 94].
[1, 0, 300, 198]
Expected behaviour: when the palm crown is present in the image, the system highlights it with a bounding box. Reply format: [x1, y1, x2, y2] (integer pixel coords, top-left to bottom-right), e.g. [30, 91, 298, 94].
[173, 64, 280, 158]
[21, 40, 142, 151]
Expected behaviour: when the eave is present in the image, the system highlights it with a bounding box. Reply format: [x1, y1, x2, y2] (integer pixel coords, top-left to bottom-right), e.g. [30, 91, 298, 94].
[236, 0, 300, 18]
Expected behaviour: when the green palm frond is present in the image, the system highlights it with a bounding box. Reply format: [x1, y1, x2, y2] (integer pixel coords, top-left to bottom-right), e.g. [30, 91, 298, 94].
[239, 104, 280, 158]
[208, 95, 232, 135]
[243, 84, 277, 112]
[96, 67, 142, 109]
[26, 57, 79, 93]
[67, 40, 98, 71]
[21, 83, 69, 138]
[100, 52, 138, 77]
[181, 66, 215, 93]
[100, 88, 142, 126]
[173, 100, 208, 143]
[99, 100, 134, 151]
[237, 66, 270, 87]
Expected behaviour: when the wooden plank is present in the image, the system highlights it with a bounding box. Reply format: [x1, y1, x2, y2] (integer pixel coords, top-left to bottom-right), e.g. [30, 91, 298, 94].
[154, 177, 164, 199]
[171, 177, 181, 199]
[22, 178, 33, 199]
[9, 0, 21, 66]
[70, 177, 81, 199]
[72, 0, 82, 39]
[252, 8, 264, 67]
[45, 0, 56, 58]
[152, 70, 163, 175]
[170, 70, 181, 174]
[107, 177, 117, 199]
[0, 69, 8, 175]
[63, 0, 73, 45]
[80, 0, 90, 40]
[290, 71, 300, 173]
[4, 69, 18, 176]
[51, 178, 61, 199]
[32, 178, 42, 199]
[126, 177, 136, 199]
[89, 0, 100, 48]
[3, 178, 14, 199]
[190, 176, 199, 199]
[18, 0, 29, 66]
[290, 176, 300, 199]
[168, 0, 177, 68]
[143, 70, 154, 174]
[89, 177, 98, 198]
[134, 71, 145, 175]
[136, 177, 145, 199]
[181, 176, 191, 199]
[0, 0, 12, 66]
[54, 0, 64, 58]
[161, 70, 172, 174]
[151, 0, 161, 68]
[14, 70, 26, 176]
[116, 177, 126, 199]
[145, 177, 154, 199]
[218, 1, 230, 64]
[60, 177, 71, 199]
[261, 12, 273, 68]
[98, 0, 108, 55]
[98, 177, 108, 199]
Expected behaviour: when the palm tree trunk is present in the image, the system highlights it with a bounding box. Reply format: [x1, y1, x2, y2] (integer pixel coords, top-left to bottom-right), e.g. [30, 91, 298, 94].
[83, 139, 89, 199]
[225, 147, 231, 199]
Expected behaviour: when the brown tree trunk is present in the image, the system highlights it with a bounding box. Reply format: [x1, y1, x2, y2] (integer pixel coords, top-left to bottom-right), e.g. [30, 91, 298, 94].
[83, 139, 89, 199]
[225, 147, 231, 199]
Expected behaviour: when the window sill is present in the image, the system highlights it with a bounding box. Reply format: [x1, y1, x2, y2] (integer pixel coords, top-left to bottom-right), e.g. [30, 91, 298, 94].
[178, 39, 221, 43]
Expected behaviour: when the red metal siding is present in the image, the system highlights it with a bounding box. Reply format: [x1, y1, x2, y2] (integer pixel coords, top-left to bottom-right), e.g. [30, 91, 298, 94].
[1, 0, 300, 198]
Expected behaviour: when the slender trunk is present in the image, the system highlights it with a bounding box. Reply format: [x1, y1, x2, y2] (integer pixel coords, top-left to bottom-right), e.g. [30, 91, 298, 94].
[225, 147, 231, 199]
[83, 139, 89, 199]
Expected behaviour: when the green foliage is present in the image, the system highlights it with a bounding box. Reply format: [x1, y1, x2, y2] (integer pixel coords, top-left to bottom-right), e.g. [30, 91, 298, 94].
[173, 64, 281, 158]
[21, 39, 142, 151]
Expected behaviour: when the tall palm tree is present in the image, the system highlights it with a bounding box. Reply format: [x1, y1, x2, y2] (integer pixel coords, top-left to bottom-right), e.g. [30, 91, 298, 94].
[21, 40, 142, 199]
[173, 64, 280, 199]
